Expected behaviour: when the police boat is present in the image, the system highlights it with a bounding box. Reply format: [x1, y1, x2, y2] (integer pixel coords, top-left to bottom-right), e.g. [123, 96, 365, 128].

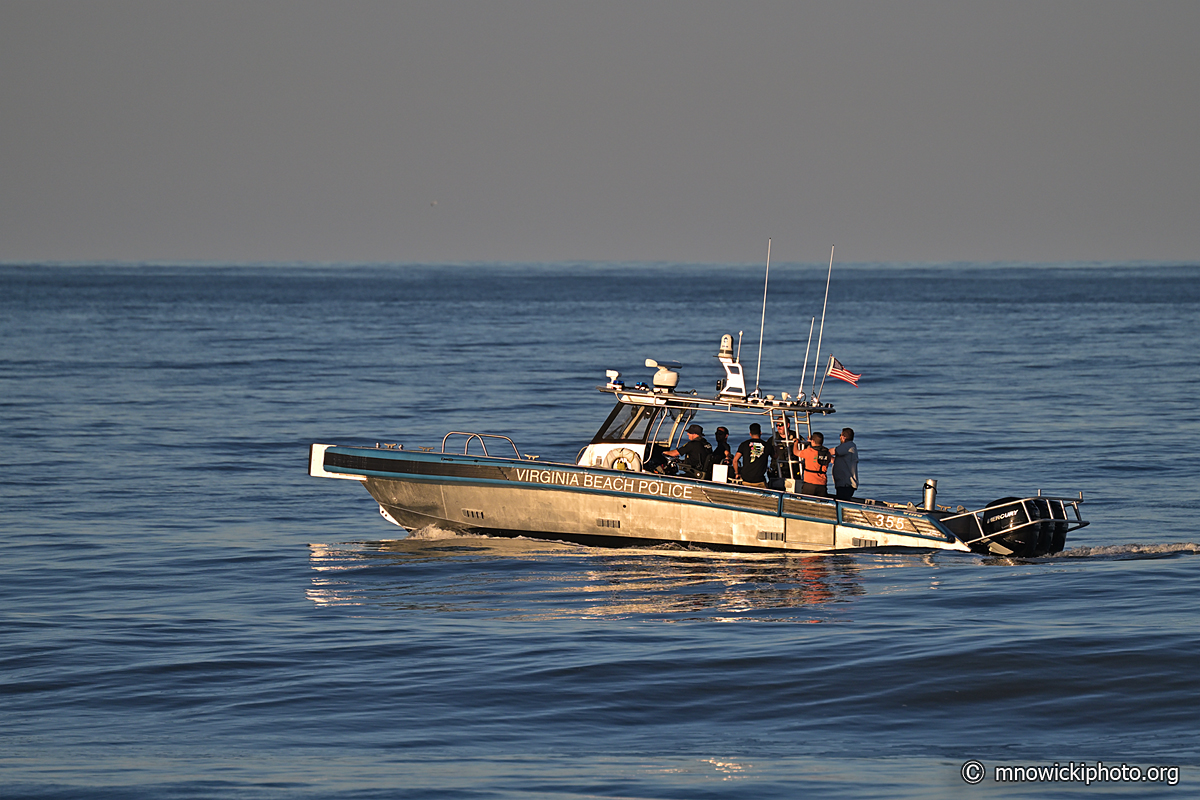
[310, 333, 1088, 556]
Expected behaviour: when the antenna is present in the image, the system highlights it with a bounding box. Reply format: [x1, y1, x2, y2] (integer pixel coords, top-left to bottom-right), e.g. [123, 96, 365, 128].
[799, 316, 815, 400]
[754, 238, 771, 396]
[811, 245, 835, 396]
[736, 330, 744, 361]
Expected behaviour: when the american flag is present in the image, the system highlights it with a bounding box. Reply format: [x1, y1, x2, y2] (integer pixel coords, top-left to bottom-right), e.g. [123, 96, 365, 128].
[826, 356, 861, 386]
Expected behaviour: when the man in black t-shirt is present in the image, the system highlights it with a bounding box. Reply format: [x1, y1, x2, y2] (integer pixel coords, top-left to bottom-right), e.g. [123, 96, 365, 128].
[664, 424, 713, 478]
[733, 423, 771, 487]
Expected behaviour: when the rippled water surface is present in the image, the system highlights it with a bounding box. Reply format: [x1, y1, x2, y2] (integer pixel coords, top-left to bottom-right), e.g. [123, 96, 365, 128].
[2, 263, 1198, 798]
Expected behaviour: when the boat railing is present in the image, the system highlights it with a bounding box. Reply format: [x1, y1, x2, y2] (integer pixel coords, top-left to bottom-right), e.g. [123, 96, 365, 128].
[441, 432, 523, 459]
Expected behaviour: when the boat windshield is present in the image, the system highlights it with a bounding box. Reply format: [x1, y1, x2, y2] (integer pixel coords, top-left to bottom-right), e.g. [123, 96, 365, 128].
[650, 406, 694, 447]
[591, 402, 660, 443]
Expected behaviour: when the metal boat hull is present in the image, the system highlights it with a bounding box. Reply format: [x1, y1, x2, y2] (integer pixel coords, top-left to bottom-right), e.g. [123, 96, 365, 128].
[312, 444, 972, 553]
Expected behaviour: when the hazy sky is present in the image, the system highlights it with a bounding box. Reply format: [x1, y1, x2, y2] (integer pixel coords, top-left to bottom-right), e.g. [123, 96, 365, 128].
[3, 1, 1198, 265]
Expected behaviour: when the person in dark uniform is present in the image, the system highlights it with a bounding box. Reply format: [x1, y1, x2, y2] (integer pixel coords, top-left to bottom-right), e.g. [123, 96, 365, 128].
[712, 426, 733, 469]
[733, 423, 771, 488]
[663, 424, 713, 478]
[767, 421, 801, 490]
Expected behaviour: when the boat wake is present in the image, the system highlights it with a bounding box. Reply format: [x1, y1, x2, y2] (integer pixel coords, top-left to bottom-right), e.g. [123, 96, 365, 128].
[1050, 542, 1199, 559]
[406, 525, 469, 540]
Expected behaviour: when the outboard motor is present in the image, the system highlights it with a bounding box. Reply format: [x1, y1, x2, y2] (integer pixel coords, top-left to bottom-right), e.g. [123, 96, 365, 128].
[1031, 498, 1054, 556]
[981, 497, 1041, 557]
[1047, 499, 1070, 554]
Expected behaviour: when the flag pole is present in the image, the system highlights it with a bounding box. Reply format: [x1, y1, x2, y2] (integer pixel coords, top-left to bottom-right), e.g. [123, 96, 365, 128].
[817, 354, 831, 401]
[811, 245, 835, 396]
[754, 238, 771, 396]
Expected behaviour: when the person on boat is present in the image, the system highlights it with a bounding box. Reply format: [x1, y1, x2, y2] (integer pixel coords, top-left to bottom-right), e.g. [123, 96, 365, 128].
[795, 431, 832, 497]
[713, 426, 733, 469]
[661, 424, 713, 479]
[831, 427, 859, 500]
[733, 423, 771, 488]
[767, 421, 801, 490]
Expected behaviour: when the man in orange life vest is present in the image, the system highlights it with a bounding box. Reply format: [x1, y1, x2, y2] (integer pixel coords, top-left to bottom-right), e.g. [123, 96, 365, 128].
[794, 431, 832, 497]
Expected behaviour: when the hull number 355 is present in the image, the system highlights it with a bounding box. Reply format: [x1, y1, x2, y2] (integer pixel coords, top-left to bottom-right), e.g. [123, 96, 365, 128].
[871, 513, 912, 533]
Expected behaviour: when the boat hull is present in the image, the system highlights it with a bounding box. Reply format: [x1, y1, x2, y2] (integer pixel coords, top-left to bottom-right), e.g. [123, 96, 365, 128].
[312, 444, 972, 554]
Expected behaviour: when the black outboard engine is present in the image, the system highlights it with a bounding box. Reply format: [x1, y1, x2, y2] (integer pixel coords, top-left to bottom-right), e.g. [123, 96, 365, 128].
[1032, 498, 1054, 555]
[981, 497, 1042, 557]
[1047, 499, 1070, 554]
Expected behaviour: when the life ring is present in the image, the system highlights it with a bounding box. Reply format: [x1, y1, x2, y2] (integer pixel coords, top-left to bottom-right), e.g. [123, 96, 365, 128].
[602, 448, 642, 472]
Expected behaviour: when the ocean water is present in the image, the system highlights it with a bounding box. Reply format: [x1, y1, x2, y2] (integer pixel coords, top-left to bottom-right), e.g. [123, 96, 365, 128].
[2, 262, 1198, 799]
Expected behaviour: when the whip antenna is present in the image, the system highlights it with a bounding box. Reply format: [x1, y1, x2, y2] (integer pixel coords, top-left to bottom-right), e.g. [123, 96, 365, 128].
[800, 316, 815, 401]
[754, 238, 771, 396]
[811, 245, 835, 396]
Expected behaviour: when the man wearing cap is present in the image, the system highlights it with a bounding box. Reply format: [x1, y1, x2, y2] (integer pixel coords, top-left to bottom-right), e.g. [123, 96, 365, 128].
[663, 424, 714, 479]
[712, 426, 733, 469]
[767, 420, 801, 490]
